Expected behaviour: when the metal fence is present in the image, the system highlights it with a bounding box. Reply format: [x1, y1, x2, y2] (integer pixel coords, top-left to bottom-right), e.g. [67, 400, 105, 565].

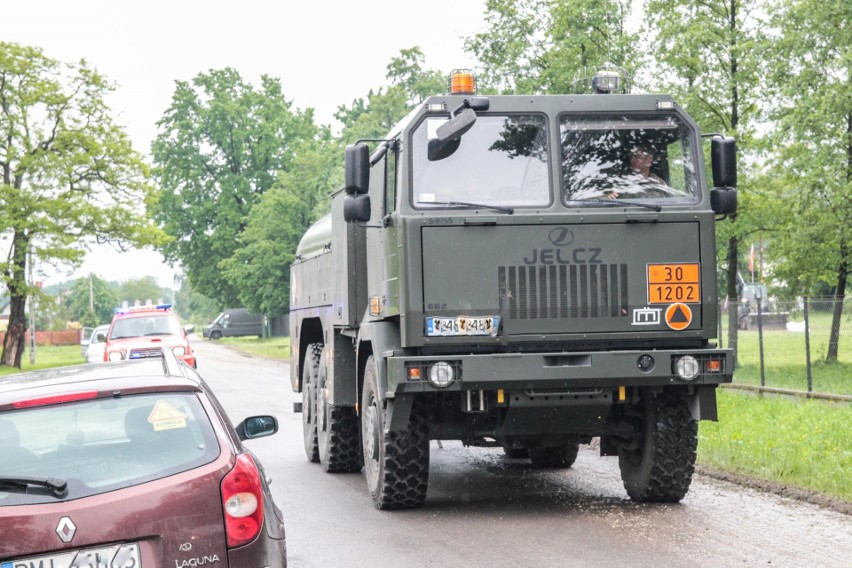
[719, 295, 850, 397]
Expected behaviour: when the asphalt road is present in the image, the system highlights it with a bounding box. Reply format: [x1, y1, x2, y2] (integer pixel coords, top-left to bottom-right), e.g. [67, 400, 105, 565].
[191, 338, 852, 568]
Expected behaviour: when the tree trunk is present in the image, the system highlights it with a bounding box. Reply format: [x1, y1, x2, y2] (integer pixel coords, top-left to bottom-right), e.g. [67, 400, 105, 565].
[2, 230, 30, 369]
[826, 241, 848, 362]
[725, 235, 739, 363]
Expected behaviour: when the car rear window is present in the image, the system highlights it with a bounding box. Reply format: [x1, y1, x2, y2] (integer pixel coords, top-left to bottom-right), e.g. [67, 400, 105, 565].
[0, 392, 220, 506]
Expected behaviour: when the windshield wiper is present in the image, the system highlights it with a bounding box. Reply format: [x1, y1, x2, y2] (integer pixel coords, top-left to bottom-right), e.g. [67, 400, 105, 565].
[0, 475, 68, 497]
[570, 199, 662, 212]
[417, 200, 514, 214]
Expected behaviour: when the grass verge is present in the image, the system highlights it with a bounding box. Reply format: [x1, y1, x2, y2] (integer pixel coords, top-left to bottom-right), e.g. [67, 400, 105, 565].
[0, 345, 84, 376]
[698, 389, 851, 502]
[215, 336, 290, 360]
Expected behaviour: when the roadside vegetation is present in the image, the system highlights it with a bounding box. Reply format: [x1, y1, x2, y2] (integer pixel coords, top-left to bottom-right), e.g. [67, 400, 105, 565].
[699, 390, 852, 502]
[216, 337, 291, 360]
[724, 312, 852, 395]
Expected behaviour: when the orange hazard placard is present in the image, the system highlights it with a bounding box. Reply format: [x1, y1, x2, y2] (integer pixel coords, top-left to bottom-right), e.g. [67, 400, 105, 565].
[647, 263, 701, 304]
[664, 303, 692, 331]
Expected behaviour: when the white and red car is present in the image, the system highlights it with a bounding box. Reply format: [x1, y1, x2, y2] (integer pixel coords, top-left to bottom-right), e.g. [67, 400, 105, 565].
[104, 304, 197, 368]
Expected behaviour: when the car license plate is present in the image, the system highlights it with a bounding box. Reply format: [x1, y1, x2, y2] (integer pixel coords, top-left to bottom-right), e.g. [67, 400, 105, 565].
[1, 542, 140, 568]
[426, 316, 501, 337]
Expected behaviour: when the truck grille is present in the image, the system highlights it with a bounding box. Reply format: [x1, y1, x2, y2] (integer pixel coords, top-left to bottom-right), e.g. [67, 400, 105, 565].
[498, 264, 629, 320]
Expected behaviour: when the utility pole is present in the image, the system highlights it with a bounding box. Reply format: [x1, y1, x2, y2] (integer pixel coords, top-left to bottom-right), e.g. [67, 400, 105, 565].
[28, 252, 35, 365]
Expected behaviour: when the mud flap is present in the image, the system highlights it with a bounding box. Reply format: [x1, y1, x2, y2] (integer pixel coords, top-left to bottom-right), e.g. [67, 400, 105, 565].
[687, 386, 718, 421]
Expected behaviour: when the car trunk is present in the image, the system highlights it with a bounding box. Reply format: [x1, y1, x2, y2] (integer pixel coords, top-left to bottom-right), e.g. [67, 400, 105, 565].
[0, 455, 233, 566]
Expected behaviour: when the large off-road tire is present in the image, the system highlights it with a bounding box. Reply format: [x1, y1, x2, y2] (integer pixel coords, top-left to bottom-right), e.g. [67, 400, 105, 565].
[301, 343, 322, 463]
[529, 438, 581, 468]
[361, 355, 429, 510]
[618, 388, 697, 502]
[317, 348, 362, 473]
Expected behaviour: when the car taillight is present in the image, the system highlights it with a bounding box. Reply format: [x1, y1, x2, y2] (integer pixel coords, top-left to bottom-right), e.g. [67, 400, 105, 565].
[221, 453, 264, 548]
[13, 391, 99, 409]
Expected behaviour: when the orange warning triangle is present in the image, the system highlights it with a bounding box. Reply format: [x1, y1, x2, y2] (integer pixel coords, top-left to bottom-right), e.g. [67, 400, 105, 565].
[665, 303, 692, 331]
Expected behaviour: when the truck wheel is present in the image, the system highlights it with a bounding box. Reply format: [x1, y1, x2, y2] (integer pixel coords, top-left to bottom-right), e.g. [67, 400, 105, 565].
[361, 355, 429, 510]
[529, 439, 580, 468]
[317, 349, 362, 473]
[618, 389, 697, 502]
[301, 343, 322, 463]
[210, 330, 222, 340]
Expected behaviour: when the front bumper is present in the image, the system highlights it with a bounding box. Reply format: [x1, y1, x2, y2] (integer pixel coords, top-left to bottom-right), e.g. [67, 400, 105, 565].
[386, 348, 733, 395]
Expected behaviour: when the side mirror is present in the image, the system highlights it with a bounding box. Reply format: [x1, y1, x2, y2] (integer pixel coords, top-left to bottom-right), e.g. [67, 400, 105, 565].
[95, 332, 106, 342]
[235, 415, 279, 441]
[710, 136, 737, 215]
[711, 136, 737, 188]
[343, 194, 371, 223]
[436, 108, 477, 143]
[428, 138, 461, 161]
[183, 324, 195, 335]
[345, 144, 370, 195]
[711, 188, 737, 214]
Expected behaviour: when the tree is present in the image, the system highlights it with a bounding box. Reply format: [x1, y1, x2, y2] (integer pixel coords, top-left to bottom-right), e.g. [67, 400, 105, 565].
[767, 0, 851, 361]
[0, 43, 165, 368]
[644, 0, 769, 355]
[63, 274, 119, 326]
[465, 0, 640, 94]
[152, 68, 318, 306]
[117, 276, 167, 307]
[221, 134, 339, 316]
[336, 47, 447, 144]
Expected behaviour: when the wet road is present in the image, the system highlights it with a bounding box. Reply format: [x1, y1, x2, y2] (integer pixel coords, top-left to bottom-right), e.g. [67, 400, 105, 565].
[192, 339, 852, 567]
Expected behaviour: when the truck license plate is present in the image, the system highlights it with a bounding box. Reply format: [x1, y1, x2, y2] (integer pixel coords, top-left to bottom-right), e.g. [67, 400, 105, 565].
[1, 542, 140, 568]
[426, 316, 501, 337]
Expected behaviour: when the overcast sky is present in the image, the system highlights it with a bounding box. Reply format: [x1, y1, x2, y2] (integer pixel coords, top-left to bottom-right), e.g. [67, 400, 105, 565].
[6, 0, 485, 288]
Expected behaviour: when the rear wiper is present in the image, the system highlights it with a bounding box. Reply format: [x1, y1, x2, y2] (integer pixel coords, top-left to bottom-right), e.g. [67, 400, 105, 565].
[0, 475, 68, 497]
[417, 200, 514, 214]
[571, 199, 662, 212]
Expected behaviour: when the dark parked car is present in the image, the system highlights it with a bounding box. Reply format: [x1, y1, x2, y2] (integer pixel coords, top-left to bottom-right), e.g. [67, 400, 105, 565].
[203, 308, 264, 340]
[0, 351, 286, 567]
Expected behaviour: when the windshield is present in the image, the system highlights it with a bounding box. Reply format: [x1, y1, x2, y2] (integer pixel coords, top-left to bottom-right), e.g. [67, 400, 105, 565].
[411, 114, 550, 208]
[0, 393, 219, 505]
[560, 114, 698, 204]
[110, 314, 182, 339]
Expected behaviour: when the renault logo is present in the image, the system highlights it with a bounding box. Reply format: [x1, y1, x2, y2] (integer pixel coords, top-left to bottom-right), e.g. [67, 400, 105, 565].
[56, 516, 76, 543]
[548, 227, 574, 246]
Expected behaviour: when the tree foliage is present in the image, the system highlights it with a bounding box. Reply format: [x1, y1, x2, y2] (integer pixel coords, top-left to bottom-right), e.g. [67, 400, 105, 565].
[152, 68, 318, 306]
[63, 274, 119, 326]
[765, 0, 851, 360]
[466, 0, 640, 94]
[0, 42, 165, 367]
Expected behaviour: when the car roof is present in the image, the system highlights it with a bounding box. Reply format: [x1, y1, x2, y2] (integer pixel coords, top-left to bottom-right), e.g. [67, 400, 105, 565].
[0, 355, 202, 410]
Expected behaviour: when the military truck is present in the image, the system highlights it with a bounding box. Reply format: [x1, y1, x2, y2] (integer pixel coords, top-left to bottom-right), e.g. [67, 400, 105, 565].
[290, 70, 737, 509]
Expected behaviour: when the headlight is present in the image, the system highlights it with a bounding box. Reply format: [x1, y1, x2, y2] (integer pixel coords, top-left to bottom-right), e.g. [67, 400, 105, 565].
[675, 355, 700, 381]
[172, 346, 186, 356]
[108, 351, 124, 362]
[428, 362, 455, 388]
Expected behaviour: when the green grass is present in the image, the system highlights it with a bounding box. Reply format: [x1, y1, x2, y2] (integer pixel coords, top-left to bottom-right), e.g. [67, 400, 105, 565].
[217, 336, 291, 360]
[0, 345, 85, 376]
[721, 311, 851, 395]
[699, 389, 852, 502]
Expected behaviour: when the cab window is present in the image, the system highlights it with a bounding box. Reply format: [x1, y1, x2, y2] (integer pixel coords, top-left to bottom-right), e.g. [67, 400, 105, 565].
[411, 114, 551, 208]
[560, 114, 698, 204]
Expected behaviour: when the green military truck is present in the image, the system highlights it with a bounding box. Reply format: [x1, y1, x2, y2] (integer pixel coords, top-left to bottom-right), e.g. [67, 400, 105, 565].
[290, 70, 737, 509]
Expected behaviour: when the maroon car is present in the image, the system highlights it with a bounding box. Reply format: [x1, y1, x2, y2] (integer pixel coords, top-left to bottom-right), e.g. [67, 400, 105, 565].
[0, 351, 286, 567]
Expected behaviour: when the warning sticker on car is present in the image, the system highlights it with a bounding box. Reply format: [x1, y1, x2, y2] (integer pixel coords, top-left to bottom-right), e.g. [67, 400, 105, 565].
[147, 400, 188, 431]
